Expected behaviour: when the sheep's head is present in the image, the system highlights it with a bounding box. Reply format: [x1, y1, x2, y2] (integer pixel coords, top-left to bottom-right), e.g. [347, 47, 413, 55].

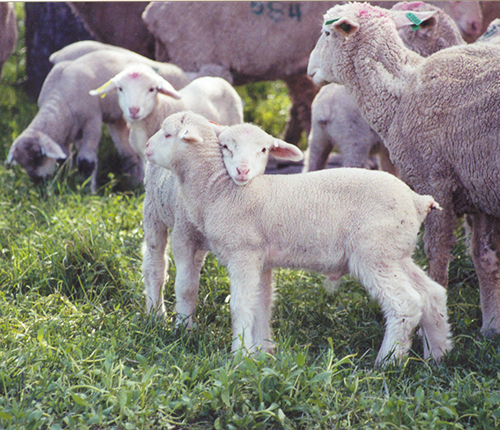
[307, 3, 437, 86]
[89, 64, 182, 122]
[6, 130, 67, 182]
[213, 123, 303, 186]
[145, 111, 213, 173]
[392, 2, 464, 57]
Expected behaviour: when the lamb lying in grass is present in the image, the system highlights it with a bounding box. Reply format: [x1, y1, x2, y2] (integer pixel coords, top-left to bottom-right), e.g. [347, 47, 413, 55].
[144, 110, 452, 366]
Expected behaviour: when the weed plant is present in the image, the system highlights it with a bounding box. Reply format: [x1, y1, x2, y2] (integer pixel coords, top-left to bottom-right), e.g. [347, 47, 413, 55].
[1, 5, 499, 429]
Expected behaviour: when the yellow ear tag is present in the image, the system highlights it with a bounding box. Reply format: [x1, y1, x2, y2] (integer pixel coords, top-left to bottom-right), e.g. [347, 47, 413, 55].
[93, 80, 114, 99]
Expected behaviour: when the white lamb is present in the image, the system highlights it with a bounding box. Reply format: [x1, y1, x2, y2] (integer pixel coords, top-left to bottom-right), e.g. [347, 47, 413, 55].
[304, 1, 465, 175]
[89, 64, 244, 163]
[140, 129, 302, 321]
[308, 2, 500, 336]
[6, 50, 190, 192]
[144, 110, 452, 366]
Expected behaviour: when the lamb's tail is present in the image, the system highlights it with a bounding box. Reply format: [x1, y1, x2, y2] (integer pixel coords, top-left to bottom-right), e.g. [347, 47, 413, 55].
[415, 194, 442, 223]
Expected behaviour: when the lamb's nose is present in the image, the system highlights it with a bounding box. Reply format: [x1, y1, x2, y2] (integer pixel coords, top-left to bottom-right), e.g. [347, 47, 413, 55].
[129, 107, 140, 117]
[237, 167, 250, 176]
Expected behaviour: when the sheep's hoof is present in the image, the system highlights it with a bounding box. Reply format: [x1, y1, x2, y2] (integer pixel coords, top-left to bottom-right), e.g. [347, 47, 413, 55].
[77, 158, 95, 178]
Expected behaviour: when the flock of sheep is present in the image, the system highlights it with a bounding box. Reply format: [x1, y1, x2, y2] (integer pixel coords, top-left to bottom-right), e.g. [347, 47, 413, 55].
[3, 1, 500, 366]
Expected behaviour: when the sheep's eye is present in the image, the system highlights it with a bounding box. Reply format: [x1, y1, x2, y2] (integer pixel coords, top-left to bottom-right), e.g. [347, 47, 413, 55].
[261, 148, 267, 153]
[118, 87, 123, 92]
[149, 88, 155, 92]
[324, 30, 331, 36]
[222, 144, 228, 150]
[165, 133, 171, 139]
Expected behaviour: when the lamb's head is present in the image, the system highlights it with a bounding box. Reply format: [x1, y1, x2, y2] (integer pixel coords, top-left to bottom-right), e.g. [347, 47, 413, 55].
[212, 123, 303, 185]
[307, 3, 437, 86]
[89, 64, 182, 122]
[6, 130, 67, 183]
[145, 111, 217, 173]
[393, 2, 464, 57]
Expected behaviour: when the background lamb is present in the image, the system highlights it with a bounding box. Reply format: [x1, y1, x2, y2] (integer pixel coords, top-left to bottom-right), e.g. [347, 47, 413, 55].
[6, 49, 190, 192]
[0, 2, 17, 78]
[308, 2, 500, 337]
[144, 110, 452, 366]
[304, 1, 465, 174]
[90, 64, 244, 163]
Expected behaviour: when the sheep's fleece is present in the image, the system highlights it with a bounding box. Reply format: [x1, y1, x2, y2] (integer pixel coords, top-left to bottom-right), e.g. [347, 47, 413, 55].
[308, 2, 500, 337]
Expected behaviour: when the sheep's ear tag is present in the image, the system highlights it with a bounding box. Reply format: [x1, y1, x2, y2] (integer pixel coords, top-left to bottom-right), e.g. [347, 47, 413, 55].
[92, 80, 113, 98]
[406, 12, 423, 31]
[326, 17, 351, 33]
[325, 18, 340, 26]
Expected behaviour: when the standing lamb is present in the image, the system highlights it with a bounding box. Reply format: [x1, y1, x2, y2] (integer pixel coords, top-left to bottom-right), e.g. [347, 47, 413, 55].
[144, 110, 452, 366]
[141, 132, 302, 323]
[6, 50, 189, 192]
[304, 1, 465, 174]
[0, 2, 17, 78]
[89, 64, 244, 162]
[308, 2, 500, 336]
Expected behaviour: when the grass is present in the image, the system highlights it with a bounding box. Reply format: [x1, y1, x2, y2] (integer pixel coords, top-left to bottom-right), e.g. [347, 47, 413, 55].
[1, 4, 500, 429]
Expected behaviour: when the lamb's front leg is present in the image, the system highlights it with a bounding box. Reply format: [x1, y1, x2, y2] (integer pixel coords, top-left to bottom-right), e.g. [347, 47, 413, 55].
[251, 267, 275, 353]
[171, 228, 206, 328]
[470, 213, 500, 336]
[227, 259, 264, 354]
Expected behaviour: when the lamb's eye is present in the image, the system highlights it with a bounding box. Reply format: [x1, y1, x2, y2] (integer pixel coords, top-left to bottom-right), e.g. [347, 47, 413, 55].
[165, 133, 171, 139]
[118, 87, 123, 92]
[261, 148, 267, 153]
[325, 30, 331, 36]
[149, 88, 155, 92]
[222, 144, 228, 150]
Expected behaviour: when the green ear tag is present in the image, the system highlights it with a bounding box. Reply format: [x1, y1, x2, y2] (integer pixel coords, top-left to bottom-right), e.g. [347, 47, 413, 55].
[406, 12, 422, 31]
[325, 17, 340, 26]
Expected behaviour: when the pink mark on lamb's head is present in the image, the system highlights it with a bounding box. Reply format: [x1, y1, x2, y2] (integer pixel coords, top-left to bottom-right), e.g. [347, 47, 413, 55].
[358, 3, 388, 19]
[128, 71, 143, 80]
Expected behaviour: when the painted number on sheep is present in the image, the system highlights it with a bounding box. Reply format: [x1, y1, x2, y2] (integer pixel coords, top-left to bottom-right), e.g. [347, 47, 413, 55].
[250, 2, 301, 22]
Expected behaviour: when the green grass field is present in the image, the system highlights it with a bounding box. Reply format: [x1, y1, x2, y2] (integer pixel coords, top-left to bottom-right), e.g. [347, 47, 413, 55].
[1, 5, 499, 429]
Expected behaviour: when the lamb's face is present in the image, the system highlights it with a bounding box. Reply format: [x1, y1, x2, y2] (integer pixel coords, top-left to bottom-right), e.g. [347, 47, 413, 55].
[116, 73, 160, 122]
[218, 124, 304, 186]
[6, 131, 66, 182]
[145, 125, 176, 170]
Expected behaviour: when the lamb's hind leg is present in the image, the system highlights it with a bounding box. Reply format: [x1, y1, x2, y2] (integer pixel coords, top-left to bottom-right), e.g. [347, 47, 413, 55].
[470, 213, 500, 336]
[401, 258, 452, 361]
[358, 264, 425, 366]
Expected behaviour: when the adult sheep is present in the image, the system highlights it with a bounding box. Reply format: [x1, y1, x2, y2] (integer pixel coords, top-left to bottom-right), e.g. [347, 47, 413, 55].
[308, 2, 500, 336]
[0, 2, 17, 77]
[144, 110, 452, 366]
[304, 1, 465, 174]
[6, 49, 189, 192]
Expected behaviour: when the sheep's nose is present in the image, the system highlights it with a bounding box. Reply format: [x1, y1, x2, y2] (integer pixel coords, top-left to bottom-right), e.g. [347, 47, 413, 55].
[237, 167, 250, 176]
[129, 107, 140, 117]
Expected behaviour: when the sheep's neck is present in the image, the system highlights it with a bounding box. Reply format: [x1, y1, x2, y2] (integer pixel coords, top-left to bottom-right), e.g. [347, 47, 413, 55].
[345, 34, 423, 139]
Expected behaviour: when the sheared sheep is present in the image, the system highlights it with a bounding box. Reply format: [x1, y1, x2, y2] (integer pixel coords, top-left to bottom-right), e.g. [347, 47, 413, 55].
[89, 64, 244, 163]
[304, 1, 464, 175]
[144, 110, 452, 366]
[0, 2, 17, 78]
[6, 50, 189, 192]
[308, 2, 500, 336]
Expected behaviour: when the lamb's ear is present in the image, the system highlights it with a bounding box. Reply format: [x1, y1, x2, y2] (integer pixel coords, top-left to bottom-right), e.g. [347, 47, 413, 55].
[269, 139, 304, 162]
[157, 78, 182, 99]
[89, 79, 118, 97]
[38, 133, 68, 160]
[179, 127, 203, 144]
[392, 10, 437, 31]
[208, 120, 228, 137]
[332, 17, 359, 38]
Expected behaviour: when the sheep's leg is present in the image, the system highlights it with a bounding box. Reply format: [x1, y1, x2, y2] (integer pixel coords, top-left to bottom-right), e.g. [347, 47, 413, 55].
[423, 205, 457, 287]
[470, 213, 500, 336]
[400, 258, 452, 360]
[142, 212, 169, 318]
[106, 119, 144, 184]
[358, 264, 424, 366]
[171, 230, 206, 328]
[304, 123, 333, 172]
[251, 268, 275, 353]
[227, 260, 263, 354]
[77, 117, 103, 193]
